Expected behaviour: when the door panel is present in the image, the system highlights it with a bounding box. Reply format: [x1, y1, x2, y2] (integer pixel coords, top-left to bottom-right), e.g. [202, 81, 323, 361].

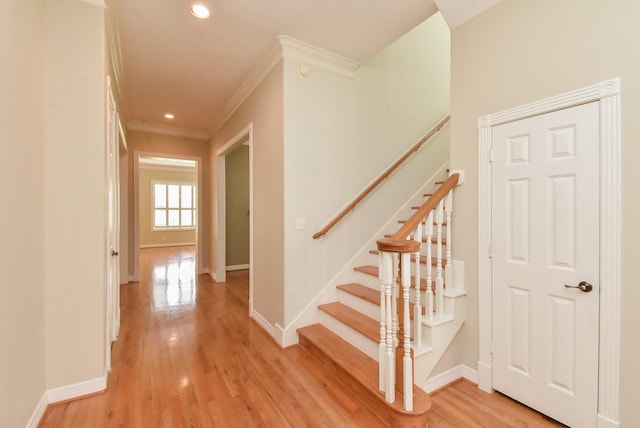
[492, 102, 599, 427]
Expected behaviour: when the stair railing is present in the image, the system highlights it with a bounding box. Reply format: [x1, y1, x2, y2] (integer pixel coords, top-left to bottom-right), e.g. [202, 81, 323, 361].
[376, 172, 460, 411]
[313, 116, 450, 240]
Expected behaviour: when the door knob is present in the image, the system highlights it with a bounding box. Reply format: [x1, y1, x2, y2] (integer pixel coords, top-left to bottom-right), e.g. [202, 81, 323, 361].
[111, 250, 119, 257]
[564, 281, 593, 292]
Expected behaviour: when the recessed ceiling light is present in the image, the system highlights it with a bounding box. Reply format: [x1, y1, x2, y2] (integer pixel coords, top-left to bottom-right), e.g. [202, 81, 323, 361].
[164, 113, 175, 119]
[190, 4, 210, 19]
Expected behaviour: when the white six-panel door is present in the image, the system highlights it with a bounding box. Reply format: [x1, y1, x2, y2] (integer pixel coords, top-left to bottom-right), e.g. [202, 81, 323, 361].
[491, 102, 600, 427]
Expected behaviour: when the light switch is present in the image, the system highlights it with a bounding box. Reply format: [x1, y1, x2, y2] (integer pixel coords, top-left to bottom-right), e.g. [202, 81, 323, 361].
[295, 218, 306, 230]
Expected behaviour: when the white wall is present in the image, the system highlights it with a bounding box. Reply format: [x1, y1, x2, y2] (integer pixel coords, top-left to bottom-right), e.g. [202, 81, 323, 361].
[0, 1, 46, 426]
[448, 0, 640, 425]
[282, 13, 450, 324]
[43, 0, 107, 390]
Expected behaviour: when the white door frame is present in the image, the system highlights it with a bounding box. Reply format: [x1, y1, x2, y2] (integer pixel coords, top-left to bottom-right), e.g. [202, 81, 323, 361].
[215, 124, 254, 313]
[477, 78, 621, 427]
[132, 152, 204, 281]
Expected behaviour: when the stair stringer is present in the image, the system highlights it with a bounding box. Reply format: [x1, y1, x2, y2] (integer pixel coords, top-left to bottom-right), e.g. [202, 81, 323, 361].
[413, 291, 466, 389]
[279, 162, 450, 347]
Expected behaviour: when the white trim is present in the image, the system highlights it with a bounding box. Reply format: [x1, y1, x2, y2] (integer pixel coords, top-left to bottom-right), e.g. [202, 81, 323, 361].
[211, 45, 282, 136]
[208, 269, 217, 282]
[250, 308, 285, 346]
[26, 392, 48, 428]
[80, 0, 106, 7]
[133, 152, 204, 283]
[226, 264, 250, 271]
[139, 242, 196, 249]
[127, 120, 209, 141]
[47, 375, 107, 404]
[216, 124, 254, 313]
[128, 275, 135, 282]
[278, 36, 360, 79]
[477, 77, 621, 424]
[423, 364, 478, 393]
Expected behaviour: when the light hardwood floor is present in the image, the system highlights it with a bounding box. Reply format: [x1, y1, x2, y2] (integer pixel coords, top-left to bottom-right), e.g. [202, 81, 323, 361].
[39, 246, 564, 427]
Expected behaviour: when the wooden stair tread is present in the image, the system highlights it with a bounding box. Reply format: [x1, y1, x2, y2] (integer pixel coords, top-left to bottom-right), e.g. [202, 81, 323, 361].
[384, 234, 446, 245]
[354, 265, 430, 291]
[337, 283, 426, 317]
[318, 302, 379, 342]
[369, 250, 444, 267]
[337, 283, 379, 305]
[297, 324, 431, 422]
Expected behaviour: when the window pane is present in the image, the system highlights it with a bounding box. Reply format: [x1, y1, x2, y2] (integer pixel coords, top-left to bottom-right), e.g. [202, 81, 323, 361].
[181, 185, 192, 208]
[168, 209, 180, 226]
[181, 209, 192, 226]
[193, 209, 197, 226]
[154, 210, 166, 227]
[193, 187, 197, 208]
[168, 185, 180, 208]
[154, 184, 166, 208]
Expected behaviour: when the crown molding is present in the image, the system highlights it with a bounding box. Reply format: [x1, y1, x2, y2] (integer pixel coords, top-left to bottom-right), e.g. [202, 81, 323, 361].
[80, 0, 106, 8]
[209, 36, 360, 136]
[127, 121, 210, 141]
[278, 36, 360, 79]
[210, 42, 282, 136]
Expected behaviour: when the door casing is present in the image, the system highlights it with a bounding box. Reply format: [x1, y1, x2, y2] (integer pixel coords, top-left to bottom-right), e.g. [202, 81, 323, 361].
[477, 78, 621, 426]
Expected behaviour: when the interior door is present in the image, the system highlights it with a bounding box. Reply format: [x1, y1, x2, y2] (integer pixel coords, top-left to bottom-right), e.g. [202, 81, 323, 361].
[106, 78, 121, 371]
[491, 102, 600, 427]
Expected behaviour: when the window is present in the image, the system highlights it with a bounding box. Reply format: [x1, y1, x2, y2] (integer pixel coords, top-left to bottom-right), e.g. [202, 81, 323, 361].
[153, 182, 196, 229]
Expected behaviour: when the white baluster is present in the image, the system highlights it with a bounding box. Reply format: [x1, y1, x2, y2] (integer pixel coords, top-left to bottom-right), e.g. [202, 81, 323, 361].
[381, 251, 395, 403]
[425, 211, 434, 321]
[412, 223, 422, 347]
[378, 252, 387, 392]
[444, 189, 454, 294]
[401, 252, 413, 411]
[435, 199, 444, 317]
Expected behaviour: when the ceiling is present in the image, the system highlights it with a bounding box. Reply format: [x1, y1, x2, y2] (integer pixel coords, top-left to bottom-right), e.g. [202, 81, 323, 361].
[108, 0, 504, 140]
[107, 0, 441, 139]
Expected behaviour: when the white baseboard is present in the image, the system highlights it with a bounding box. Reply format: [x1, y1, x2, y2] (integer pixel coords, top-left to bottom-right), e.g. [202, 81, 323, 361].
[423, 364, 478, 393]
[597, 414, 621, 428]
[128, 275, 135, 282]
[208, 269, 217, 282]
[139, 242, 195, 249]
[250, 308, 285, 347]
[26, 391, 48, 428]
[47, 375, 107, 404]
[226, 264, 250, 271]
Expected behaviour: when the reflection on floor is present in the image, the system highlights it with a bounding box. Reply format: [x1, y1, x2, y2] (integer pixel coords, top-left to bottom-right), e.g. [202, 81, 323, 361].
[147, 246, 196, 310]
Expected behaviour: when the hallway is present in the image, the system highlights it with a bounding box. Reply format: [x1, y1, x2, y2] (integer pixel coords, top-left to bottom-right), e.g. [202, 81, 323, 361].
[39, 246, 563, 427]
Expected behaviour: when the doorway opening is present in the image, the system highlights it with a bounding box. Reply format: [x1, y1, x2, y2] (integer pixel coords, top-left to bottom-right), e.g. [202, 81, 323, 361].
[132, 153, 204, 284]
[216, 124, 253, 314]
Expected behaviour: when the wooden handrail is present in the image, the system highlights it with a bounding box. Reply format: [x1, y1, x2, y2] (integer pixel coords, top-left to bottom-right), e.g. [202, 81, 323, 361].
[313, 116, 450, 239]
[377, 173, 459, 252]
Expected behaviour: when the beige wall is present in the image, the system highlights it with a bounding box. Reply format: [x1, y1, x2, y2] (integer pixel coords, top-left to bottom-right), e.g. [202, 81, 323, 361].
[209, 62, 285, 326]
[282, 13, 450, 324]
[44, 0, 107, 390]
[127, 131, 210, 276]
[449, 0, 640, 424]
[139, 166, 197, 247]
[0, 1, 46, 426]
[225, 145, 250, 267]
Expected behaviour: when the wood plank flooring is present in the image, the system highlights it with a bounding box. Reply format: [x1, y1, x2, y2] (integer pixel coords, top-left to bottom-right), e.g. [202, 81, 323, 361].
[39, 246, 565, 427]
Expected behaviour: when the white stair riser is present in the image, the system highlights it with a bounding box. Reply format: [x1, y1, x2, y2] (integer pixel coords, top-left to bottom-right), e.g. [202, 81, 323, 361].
[337, 290, 381, 321]
[317, 310, 379, 361]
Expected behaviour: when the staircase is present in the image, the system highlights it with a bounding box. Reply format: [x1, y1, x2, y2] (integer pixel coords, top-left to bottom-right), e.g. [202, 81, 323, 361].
[297, 171, 465, 427]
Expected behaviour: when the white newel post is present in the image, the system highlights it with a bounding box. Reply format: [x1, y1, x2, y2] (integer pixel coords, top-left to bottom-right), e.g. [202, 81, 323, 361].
[378, 252, 387, 392]
[401, 252, 413, 411]
[380, 251, 395, 403]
